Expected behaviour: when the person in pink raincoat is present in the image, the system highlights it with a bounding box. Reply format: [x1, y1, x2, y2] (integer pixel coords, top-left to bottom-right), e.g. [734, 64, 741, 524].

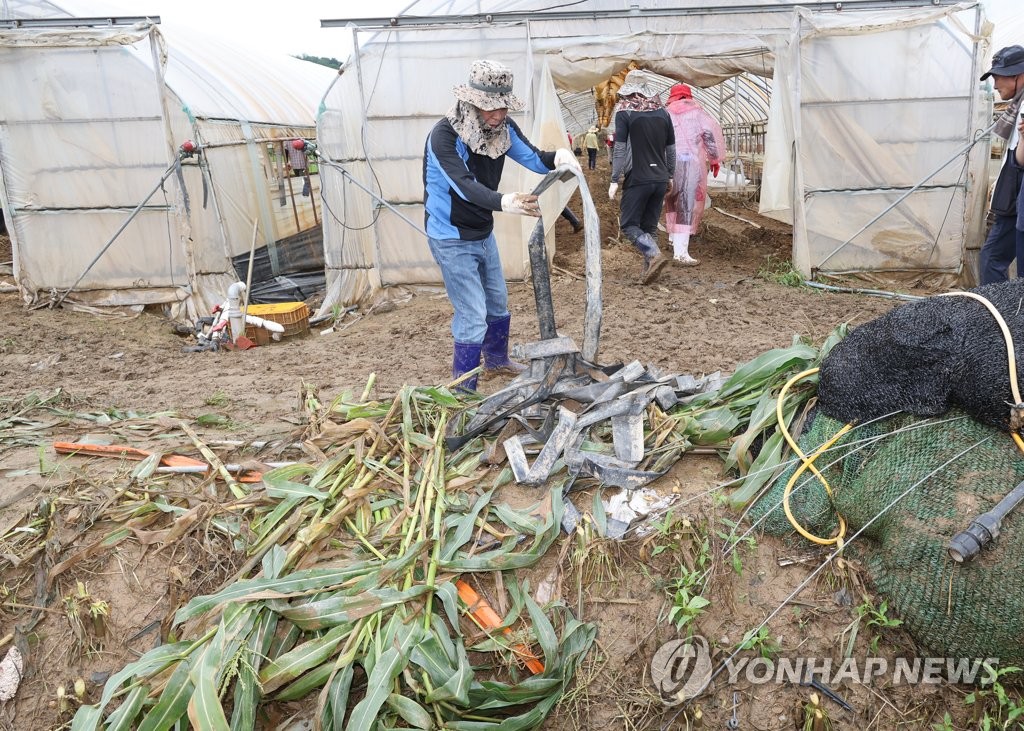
[663, 83, 726, 265]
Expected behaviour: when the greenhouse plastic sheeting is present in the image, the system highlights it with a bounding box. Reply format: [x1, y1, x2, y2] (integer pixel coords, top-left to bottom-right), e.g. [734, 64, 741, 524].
[780, 5, 990, 281]
[318, 1, 992, 309]
[0, 7, 336, 315]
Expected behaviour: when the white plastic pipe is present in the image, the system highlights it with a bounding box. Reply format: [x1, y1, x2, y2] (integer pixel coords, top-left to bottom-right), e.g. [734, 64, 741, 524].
[245, 315, 285, 341]
[226, 282, 247, 342]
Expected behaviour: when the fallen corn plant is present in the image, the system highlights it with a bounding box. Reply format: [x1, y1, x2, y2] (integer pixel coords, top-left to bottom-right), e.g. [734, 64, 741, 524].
[652, 327, 849, 508]
[72, 383, 596, 730]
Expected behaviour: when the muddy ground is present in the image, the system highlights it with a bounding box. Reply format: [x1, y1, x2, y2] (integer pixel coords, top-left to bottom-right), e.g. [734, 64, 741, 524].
[0, 152, 987, 730]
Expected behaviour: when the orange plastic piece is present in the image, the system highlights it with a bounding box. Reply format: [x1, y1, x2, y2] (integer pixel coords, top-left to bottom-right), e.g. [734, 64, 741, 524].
[53, 442, 263, 483]
[455, 579, 544, 675]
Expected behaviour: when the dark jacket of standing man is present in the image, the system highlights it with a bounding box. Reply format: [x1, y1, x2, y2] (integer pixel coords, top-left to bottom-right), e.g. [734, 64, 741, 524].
[608, 69, 675, 284]
[423, 59, 580, 391]
[980, 45, 1024, 285]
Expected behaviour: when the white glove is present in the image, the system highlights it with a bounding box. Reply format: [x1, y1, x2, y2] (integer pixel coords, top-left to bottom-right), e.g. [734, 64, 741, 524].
[554, 148, 582, 173]
[608, 183, 619, 200]
[501, 192, 541, 217]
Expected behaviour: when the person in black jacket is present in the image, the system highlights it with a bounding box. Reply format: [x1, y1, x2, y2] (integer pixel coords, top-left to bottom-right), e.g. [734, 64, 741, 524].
[423, 59, 579, 390]
[980, 45, 1024, 284]
[608, 69, 676, 284]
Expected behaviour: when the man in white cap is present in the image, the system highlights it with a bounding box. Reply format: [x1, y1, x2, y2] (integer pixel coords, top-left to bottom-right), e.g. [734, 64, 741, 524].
[980, 45, 1024, 284]
[608, 69, 676, 284]
[424, 59, 580, 391]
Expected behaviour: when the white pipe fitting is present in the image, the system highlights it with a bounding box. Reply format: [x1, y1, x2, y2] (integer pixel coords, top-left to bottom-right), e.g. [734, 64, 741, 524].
[226, 281, 246, 342]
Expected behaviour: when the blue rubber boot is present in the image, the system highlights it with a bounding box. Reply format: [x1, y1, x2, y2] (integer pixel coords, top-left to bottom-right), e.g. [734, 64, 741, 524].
[453, 341, 483, 391]
[482, 314, 527, 376]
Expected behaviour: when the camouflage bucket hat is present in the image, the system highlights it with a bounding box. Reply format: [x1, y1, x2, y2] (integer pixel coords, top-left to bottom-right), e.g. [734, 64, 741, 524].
[617, 69, 661, 99]
[453, 59, 524, 111]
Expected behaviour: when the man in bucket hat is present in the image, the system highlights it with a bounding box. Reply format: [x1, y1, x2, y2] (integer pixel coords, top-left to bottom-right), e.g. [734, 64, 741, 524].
[608, 68, 675, 284]
[979, 45, 1024, 284]
[424, 59, 580, 391]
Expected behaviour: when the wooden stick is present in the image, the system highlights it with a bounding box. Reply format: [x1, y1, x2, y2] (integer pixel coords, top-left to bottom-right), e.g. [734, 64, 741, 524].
[712, 206, 762, 229]
[241, 218, 258, 341]
[552, 265, 584, 281]
[179, 421, 244, 498]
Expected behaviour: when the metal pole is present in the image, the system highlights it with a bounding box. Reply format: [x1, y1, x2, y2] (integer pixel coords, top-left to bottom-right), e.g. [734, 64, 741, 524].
[814, 117, 999, 273]
[54, 159, 180, 308]
[733, 75, 740, 191]
[316, 155, 429, 238]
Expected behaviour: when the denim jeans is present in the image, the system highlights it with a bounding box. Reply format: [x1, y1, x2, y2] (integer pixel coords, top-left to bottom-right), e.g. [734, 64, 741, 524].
[428, 233, 509, 343]
[979, 213, 1024, 285]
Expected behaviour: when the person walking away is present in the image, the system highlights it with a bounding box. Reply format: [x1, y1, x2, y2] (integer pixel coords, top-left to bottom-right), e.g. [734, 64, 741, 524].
[980, 45, 1024, 284]
[663, 83, 725, 265]
[424, 59, 581, 391]
[583, 126, 600, 170]
[288, 139, 312, 196]
[608, 69, 676, 283]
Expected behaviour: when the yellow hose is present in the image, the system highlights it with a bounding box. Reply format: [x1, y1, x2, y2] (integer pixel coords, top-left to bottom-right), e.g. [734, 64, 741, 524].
[775, 292, 1024, 545]
[777, 368, 853, 545]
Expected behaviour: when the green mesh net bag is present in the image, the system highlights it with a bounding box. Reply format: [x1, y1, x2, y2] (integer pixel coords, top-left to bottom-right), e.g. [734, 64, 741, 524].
[747, 408, 1024, 664]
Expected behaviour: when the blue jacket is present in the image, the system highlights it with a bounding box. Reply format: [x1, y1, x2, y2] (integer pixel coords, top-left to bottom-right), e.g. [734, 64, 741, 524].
[423, 117, 555, 241]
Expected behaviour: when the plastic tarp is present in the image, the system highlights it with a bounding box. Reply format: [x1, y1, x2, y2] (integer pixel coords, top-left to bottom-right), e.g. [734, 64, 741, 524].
[0, 6, 336, 314]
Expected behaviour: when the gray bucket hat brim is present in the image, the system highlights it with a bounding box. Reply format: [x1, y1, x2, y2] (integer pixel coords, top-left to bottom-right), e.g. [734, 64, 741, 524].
[981, 45, 1024, 80]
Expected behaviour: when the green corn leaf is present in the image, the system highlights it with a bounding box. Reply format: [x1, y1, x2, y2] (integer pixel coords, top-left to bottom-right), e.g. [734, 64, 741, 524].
[523, 594, 557, 668]
[73, 641, 195, 729]
[264, 480, 329, 501]
[103, 685, 147, 731]
[229, 653, 259, 731]
[725, 390, 779, 473]
[230, 610, 276, 730]
[591, 490, 607, 537]
[187, 617, 236, 731]
[727, 431, 784, 509]
[425, 639, 471, 705]
[349, 542, 427, 593]
[717, 343, 818, 399]
[260, 623, 352, 694]
[434, 581, 462, 634]
[279, 585, 430, 631]
[467, 677, 564, 709]
[441, 489, 494, 562]
[176, 562, 383, 623]
[274, 660, 334, 702]
[136, 659, 194, 731]
[687, 406, 740, 446]
[250, 495, 303, 544]
[410, 633, 456, 689]
[325, 663, 355, 731]
[70, 705, 103, 731]
[262, 545, 287, 579]
[346, 622, 422, 731]
[386, 694, 432, 729]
